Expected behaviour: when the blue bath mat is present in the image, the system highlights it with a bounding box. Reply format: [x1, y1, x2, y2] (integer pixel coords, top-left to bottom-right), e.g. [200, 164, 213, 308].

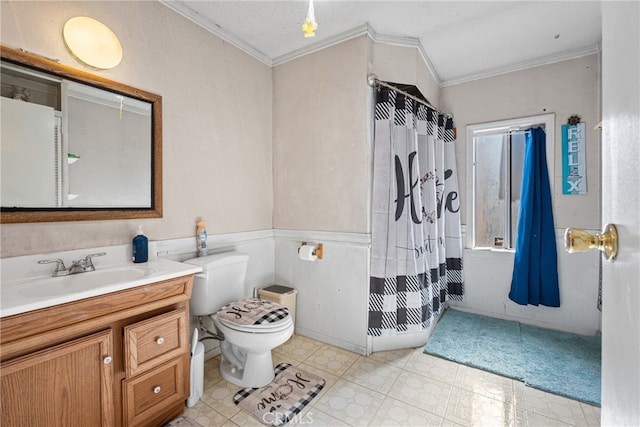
[424, 309, 526, 380]
[424, 309, 601, 406]
[521, 323, 601, 406]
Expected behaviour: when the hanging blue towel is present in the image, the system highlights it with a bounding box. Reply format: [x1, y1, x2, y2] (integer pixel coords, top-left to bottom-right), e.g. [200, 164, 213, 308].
[509, 127, 560, 307]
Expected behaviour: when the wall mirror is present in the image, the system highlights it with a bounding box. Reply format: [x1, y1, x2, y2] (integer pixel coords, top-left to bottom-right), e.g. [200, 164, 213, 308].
[0, 46, 162, 223]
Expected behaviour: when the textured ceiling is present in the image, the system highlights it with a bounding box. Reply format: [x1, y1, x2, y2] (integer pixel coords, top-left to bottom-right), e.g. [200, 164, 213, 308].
[162, 0, 602, 85]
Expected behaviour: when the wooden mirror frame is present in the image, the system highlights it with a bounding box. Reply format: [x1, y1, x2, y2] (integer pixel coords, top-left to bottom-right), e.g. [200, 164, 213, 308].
[1, 46, 162, 224]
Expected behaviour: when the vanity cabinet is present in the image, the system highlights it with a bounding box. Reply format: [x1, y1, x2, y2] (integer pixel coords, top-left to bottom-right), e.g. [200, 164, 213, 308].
[0, 274, 194, 427]
[1, 329, 115, 426]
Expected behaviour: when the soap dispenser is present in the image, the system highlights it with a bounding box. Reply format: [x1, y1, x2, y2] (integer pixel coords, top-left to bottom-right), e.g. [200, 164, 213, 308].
[132, 225, 148, 263]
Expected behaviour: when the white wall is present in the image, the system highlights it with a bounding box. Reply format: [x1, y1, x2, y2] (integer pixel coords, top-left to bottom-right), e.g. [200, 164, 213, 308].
[460, 231, 600, 335]
[440, 54, 602, 335]
[274, 230, 370, 355]
[1, 1, 273, 257]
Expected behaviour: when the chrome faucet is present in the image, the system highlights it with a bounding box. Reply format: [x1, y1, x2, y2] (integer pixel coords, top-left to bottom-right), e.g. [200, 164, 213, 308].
[38, 252, 106, 277]
[69, 252, 107, 274]
[37, 258, 68, 277]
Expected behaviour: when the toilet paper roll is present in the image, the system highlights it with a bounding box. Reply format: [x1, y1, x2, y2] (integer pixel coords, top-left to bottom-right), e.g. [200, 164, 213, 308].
[298, 244, 318, 261]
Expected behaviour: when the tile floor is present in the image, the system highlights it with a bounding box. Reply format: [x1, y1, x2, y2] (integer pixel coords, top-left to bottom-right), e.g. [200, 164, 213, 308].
[183, 334, 600, 427]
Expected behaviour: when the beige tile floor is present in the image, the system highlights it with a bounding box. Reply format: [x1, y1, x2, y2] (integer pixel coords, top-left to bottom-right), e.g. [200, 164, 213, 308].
[183, 334, 600, 427]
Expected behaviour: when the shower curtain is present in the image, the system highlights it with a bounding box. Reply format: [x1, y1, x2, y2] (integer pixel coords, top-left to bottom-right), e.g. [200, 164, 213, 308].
[368, 87, 464, 337]
[509, 127, 560, 307]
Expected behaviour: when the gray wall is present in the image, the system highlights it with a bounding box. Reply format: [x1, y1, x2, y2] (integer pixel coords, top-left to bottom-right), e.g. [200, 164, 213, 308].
[272, 36, 370, 233]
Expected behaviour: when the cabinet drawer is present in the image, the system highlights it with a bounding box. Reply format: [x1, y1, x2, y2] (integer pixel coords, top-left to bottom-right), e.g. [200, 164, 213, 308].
[122, 356, 188, 427]
[124, 308, 188, 378]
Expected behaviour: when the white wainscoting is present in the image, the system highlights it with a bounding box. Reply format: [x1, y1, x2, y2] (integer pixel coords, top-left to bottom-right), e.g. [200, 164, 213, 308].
[453, 229, 601, 336]
[274, 229, 371, 355]
[4, 226, 597, 364]
[155, 229, 275, 298]
[156, 229, 373, 357]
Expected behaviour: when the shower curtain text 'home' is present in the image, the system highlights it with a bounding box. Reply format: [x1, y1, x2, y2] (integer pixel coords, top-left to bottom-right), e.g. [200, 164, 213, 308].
[368, 87, 464, 337]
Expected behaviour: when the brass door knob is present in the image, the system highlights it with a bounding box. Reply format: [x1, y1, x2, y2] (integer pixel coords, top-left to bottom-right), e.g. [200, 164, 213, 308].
[564, 224, 618, 260]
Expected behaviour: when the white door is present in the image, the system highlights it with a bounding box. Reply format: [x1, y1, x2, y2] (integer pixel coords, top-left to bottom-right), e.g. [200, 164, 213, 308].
[600, 3, 640, 426]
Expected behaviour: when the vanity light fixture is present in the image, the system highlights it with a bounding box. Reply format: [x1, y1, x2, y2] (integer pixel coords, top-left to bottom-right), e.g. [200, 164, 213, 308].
[63, 16, 122, 69]
[302, 0, 318, 38]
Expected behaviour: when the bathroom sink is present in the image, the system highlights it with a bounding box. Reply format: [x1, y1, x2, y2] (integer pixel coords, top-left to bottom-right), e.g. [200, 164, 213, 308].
[1, 258, 203, 318]
[18, 266, 155, 298]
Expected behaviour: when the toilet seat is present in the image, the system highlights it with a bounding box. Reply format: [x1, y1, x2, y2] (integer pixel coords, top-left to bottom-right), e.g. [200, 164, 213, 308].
[215, 297, 291, 333]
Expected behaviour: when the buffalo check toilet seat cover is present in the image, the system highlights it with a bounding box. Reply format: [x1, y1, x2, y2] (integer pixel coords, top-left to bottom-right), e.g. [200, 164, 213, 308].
[217, 298, 290, 327]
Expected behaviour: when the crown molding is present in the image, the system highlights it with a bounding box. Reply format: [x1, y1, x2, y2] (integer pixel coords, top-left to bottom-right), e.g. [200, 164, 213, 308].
[158, 1, 441, 83]
[366, 25, 441, 85]
[158, 0, 273, 67]
[160, 1, 600, 89]
[272, 23, 443, 90]
[440, 43, 601, 87]
[272, 23, 371, 66]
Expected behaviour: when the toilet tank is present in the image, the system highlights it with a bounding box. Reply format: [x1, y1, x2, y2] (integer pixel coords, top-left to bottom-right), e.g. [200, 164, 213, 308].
[183, 252, 249, 316]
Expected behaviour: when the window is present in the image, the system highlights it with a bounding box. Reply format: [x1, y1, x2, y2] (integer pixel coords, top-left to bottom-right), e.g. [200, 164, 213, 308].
[466, 114, 554, 250]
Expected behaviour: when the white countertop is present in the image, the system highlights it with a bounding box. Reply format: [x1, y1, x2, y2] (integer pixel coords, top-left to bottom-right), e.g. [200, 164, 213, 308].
[0, 258, 202, 318]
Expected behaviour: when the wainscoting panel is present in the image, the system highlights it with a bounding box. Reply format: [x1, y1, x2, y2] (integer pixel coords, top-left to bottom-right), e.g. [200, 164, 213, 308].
[274, 230, 371, 355]
[453, 229, 601, 336]
[155, 230, 275, 298]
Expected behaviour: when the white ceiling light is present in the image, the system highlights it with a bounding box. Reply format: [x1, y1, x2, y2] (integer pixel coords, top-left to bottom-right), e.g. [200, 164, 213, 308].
[63, 16, 122, 69]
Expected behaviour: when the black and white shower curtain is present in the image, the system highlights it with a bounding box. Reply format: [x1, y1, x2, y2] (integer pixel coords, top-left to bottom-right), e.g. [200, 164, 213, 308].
[368, 87, 464, 336]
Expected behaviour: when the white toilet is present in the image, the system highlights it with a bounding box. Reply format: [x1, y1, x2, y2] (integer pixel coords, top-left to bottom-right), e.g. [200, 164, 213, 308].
[184, 252, 294, 388]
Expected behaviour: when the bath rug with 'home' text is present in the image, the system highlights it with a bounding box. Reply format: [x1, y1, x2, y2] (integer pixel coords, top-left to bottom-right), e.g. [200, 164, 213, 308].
[233, 363, 325, 426]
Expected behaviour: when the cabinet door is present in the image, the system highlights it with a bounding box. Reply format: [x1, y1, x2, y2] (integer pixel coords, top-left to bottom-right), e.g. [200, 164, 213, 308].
[1, 329, 115, 426]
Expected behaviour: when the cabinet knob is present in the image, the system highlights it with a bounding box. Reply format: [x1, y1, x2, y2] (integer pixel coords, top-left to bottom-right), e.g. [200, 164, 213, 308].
[103, 356, 112, 365]
[153, 386, 161, 394]
[156, 337, 165, 345]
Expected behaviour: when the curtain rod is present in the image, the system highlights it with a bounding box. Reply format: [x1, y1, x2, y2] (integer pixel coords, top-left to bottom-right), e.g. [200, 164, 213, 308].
[367, 74, 453, 118]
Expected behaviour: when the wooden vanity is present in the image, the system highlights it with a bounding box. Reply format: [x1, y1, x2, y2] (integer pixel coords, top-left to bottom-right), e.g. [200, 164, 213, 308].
[0, 273, 194, 427]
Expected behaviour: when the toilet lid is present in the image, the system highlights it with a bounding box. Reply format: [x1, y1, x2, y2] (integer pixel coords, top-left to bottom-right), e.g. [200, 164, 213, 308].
[216, 298, 290, 331]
